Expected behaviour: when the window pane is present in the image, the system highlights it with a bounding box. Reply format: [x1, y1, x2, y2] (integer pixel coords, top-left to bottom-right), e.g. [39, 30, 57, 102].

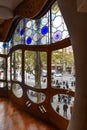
[51, 47, 75, 92]
[25, 51, 47, 89]
[51, 94, 74, 120]
[11, 50, 22, 81]
[27, 90, 46, 104]
[12, 83, 23, 98]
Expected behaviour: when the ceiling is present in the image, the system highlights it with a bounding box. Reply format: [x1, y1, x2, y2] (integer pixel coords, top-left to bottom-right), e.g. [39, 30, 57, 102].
[0, 0, 23, 19]
[0, 0, 56, 42]
[77, 0, 87, 12]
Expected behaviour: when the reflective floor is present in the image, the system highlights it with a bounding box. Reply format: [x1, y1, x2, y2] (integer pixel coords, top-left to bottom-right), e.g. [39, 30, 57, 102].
[0, 98, 57, 130]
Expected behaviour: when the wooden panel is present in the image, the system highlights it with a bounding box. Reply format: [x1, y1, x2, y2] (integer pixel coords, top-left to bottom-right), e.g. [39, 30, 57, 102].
[0, 98, 57, 130]
[15, 0, 49, 19]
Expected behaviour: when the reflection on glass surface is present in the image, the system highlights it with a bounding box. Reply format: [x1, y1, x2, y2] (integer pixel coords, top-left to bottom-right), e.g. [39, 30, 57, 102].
[11, 50, 22, 81]
[0, 57, 6, 80]
[27, 90, 46, 103]
[51, 94, 74, 120]
[7, 57, 10, 80]
[12, 83, 23, 98]
[0, 82, 6, 88]
[25, 51, 47, 89]
[51, 48, 75, 91]
[8, 82, 11, 90]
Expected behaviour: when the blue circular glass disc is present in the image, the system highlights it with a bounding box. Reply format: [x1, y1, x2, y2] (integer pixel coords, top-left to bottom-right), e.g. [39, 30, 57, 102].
[26, 37, 32, 44]
[20, 29, 25, 36]
[2, 43, 7, 49]
[41, 26, 49, 35]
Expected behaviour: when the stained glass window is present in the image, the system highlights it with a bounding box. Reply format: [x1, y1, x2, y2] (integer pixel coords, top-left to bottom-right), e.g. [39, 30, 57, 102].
[12, 1, 69, 46]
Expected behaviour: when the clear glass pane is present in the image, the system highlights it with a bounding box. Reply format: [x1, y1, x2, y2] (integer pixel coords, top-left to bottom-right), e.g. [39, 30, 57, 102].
[25, 51, 47, 89]
[12, 83, 23, 98]
[11, 50, 22, 81]
[8, 82, 11, 90]
[0, 57, 6, 80]
[51, 94, 74, 120]
[51, 47, 75, 91]
[27, 90, 46, 103]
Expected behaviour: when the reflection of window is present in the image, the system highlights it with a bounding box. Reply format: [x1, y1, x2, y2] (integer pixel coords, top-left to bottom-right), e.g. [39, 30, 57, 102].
[7, 57, 10, 80]
[0, 82, 6, 88]
[8, 82, 11, 90]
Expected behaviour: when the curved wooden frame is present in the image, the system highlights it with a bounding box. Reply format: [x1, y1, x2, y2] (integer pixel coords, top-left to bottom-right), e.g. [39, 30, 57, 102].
[0, 38, 75, 130]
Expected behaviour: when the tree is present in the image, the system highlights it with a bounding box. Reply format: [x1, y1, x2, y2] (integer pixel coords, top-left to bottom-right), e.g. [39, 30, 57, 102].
[52, 48, 74, 73]
[34, 19, 43, 103]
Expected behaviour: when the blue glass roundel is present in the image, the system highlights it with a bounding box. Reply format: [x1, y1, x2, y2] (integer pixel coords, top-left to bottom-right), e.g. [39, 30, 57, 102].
[41, 26, 49, 35]
[53, 31, 62, 41]
[20, 29, 25, 36]
[2, 43, 7, 49]
[26, 37, 32, 44]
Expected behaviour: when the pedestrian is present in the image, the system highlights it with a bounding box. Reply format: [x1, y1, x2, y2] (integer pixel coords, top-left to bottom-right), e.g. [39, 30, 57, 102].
[63, 102, 68, 117]
[58, 94, 61, 102]
[64, 96, 67, 103]
[66, 81, 69, 89]
[63, 81, 65, 85]
[56, 105, 60, 113]
[71, 81, 74, 86]
[68, 96, 71, 104]
[56, 80, 58, 85]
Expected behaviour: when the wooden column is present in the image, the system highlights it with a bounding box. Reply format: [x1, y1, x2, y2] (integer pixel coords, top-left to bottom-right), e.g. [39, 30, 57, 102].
[57, 0, 87, 130]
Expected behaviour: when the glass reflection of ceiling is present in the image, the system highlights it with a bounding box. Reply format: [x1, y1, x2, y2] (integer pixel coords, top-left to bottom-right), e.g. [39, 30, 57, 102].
[12, 1, 69, 46]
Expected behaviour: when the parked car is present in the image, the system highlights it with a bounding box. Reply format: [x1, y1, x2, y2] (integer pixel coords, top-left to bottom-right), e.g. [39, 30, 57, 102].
[54, 73, 63, 77]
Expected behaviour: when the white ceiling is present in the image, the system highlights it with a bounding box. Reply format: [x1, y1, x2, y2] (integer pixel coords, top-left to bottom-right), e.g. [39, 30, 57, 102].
[0, 0, 23, 19]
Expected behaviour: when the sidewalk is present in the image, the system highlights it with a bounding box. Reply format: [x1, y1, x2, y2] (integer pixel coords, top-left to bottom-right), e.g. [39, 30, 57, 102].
[51, 94, 74, 120]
